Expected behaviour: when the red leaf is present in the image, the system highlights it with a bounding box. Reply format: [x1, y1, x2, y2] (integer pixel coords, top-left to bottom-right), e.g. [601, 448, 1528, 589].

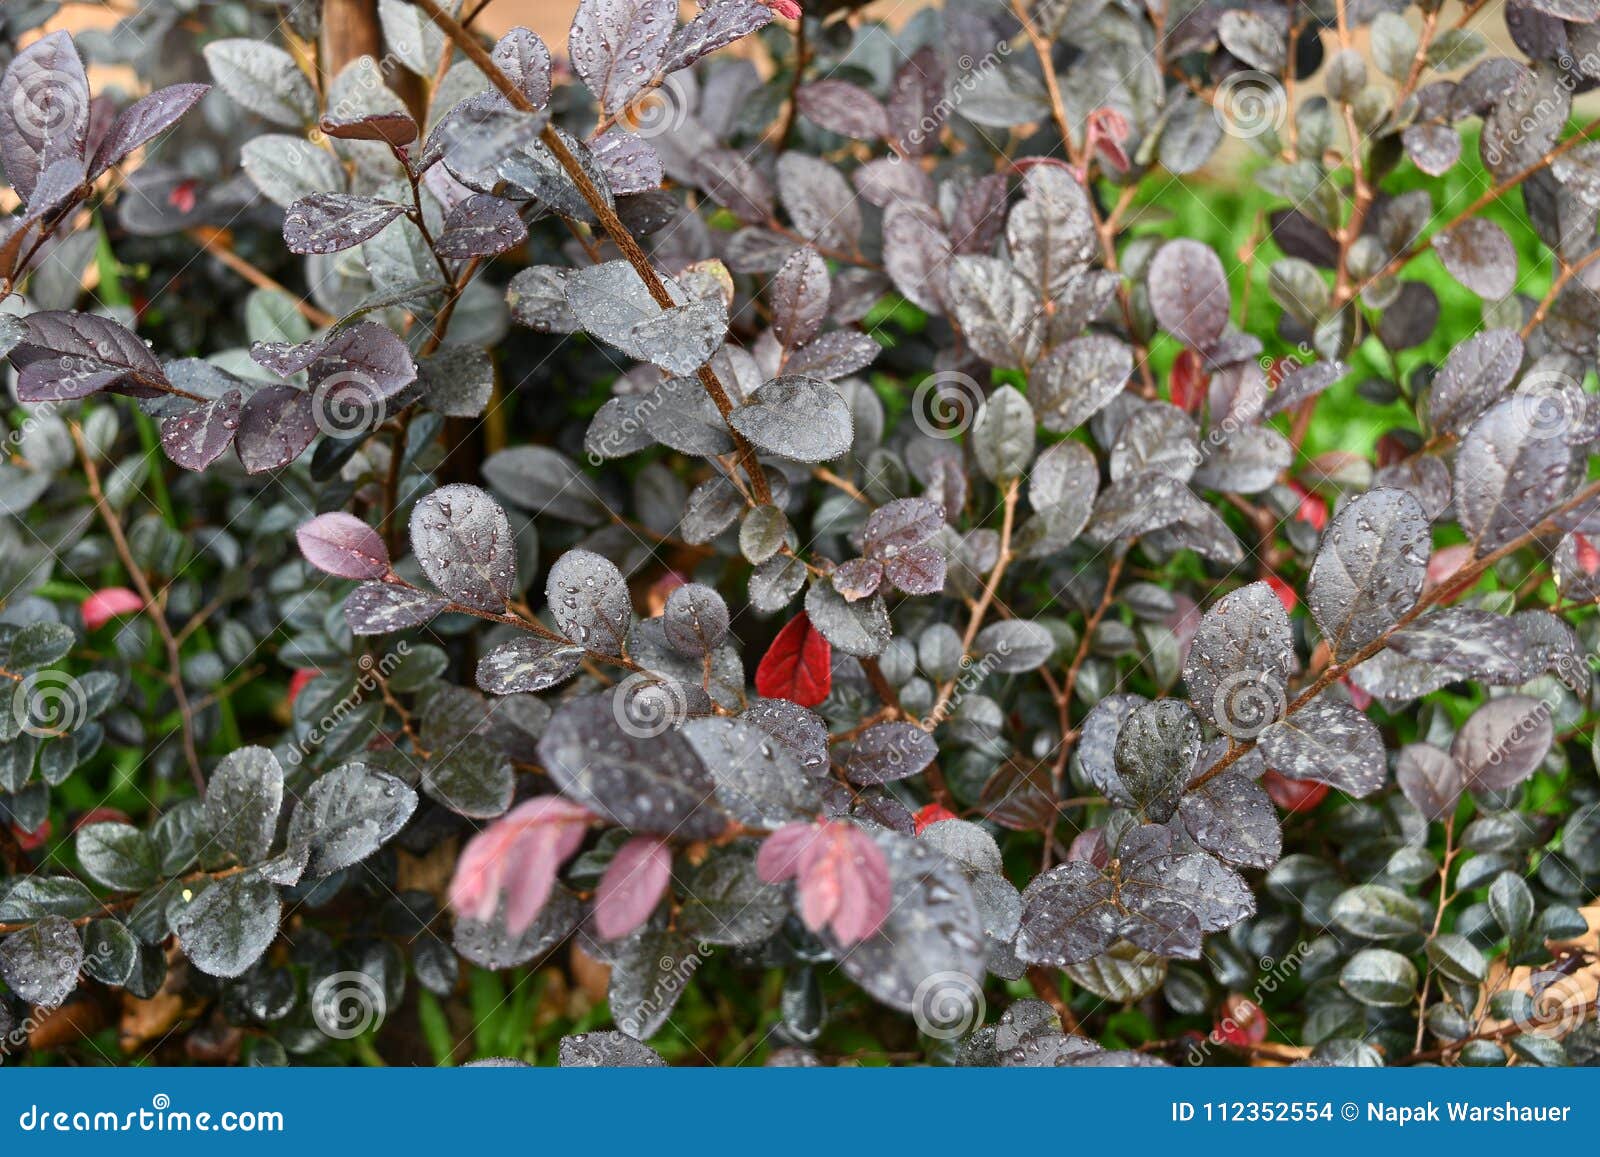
[913, 803, 957, 834]
[1261, 770, 1328, 813]
[81, 586, 143, 630]
[1289, 480, 1327, 531]
[1264, 575, 1297, 613]
[1576, 532, 1600, 575]
[11, 819, 51, 851]
[1212, 994, 1268, 1047]
[449, 796, 591, 935]
[755, 612, 832, 707]
[287, 668, 321, 705]
[1169, 347, 1207, 412]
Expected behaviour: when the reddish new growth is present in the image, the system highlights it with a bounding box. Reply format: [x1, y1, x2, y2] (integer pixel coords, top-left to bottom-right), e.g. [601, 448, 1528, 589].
[757, 820, 891, 945]
[1262, 771, 1328, 814]
[1083, 107, 1130, 176]
[450, 796, 592, 935]
[592, 835, 672, 940]
[81, 587, 143, 630]
[1212, 994, 1268, 1048]
[1169, 347, 1207, 413]
[755, 611, 832, 707]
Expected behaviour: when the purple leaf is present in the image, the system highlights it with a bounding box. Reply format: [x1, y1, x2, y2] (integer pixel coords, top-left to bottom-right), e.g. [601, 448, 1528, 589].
[235, 384, 317, 473]
[771, 245, 830, 348]
[590, 127, 663, 196]
[0, 31, 90, 204]
[159, 388, 241, 471]
[592, 835, 672, 939]
[344, 582, 450, 635]
[89, 83, 211, 178]
[568, 0, 676, 115]
[832, 557, 884, 601]
[1147, 239, 1230, 349]
[317, 110, 418, 146]
[9, 311, 168, 402]
[796, 80, 889, 141]
[492, 28, 553, 109]
[296, 512, 391, 580]
[660, 0, 772, 73]
[434, 193, 528, 259]
[887, 46, 944, 157]
[282, 193, 406, 255]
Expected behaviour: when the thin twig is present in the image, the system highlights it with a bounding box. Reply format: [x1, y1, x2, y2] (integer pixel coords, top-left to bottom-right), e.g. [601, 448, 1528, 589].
[186, 227, 335, 327]
[69, 421, 207, 794]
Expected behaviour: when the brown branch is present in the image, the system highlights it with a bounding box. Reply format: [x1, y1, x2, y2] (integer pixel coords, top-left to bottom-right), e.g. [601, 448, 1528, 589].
[924, 478, 1021, 727]
[68, 421, 206, 794]
[1191, 478, 1600, 791]
[777, 13, 810, 150]
[1399, 998, 1600, 1066]
[406, 0, 772, 505]
[1352, 117, 1600, 303]
[186, 228, 335, 328]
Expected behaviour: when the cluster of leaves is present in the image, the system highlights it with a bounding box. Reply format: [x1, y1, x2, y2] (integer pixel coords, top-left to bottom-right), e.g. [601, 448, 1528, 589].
[1, 0, 1599, 1068]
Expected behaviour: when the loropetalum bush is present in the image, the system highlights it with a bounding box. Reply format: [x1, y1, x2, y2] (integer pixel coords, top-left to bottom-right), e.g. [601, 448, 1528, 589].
[1, 0, 1599, 1069]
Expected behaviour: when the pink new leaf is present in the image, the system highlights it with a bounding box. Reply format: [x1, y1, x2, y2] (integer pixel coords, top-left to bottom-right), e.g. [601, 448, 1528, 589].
[757, 820, 890, 946]
[449, 796, 591, 935]
[81, 587, 144, 630]
[592, 835, 673, 940]
[295, 512, 390, 580]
